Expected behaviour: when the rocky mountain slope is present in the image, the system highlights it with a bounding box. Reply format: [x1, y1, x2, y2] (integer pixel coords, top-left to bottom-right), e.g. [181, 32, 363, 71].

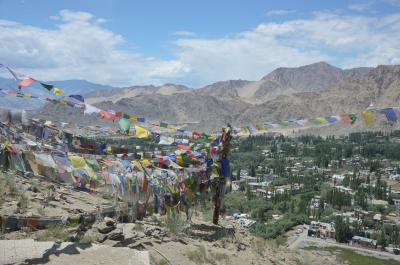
[33, 62, 400, 132]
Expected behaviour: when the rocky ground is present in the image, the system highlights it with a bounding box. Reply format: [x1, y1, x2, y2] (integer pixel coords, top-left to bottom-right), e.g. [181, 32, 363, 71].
[0, 171, 348, 265]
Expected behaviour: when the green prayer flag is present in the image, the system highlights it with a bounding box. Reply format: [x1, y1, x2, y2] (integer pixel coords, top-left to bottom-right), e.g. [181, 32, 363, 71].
[118, 118, 131, 134]
[349, 113, 357, 124]
[160, 122, 168, 128]
[40, 82, 54, 91]
[123, 113, 130, 119]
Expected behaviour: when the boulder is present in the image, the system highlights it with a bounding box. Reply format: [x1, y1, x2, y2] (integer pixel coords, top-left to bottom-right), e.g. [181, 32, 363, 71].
[108, 228, 124, 241]
[104, 217, 115, 226]
[97, 223, 116, 234]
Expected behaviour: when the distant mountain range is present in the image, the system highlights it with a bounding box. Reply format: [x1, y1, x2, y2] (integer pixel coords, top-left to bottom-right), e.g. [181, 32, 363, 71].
[0, 77, 112, 109]
[14, 62, 400, 132]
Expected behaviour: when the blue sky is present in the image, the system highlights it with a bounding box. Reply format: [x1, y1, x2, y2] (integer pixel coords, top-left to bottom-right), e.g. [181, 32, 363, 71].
[0, 0, 400, 87]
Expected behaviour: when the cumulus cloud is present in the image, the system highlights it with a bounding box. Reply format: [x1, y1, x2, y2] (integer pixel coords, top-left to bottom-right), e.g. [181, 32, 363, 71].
[0, 10, 185, 86]
[1, 10, 400, 87]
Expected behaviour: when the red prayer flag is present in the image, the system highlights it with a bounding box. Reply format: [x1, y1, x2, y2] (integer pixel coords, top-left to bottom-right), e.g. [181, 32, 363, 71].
[340, 114, 350, 125]
[18, 78, 36, 88]
[100, 110, 116, 121]
[177, 144, 191, 151]
[192, 131, 201, 137]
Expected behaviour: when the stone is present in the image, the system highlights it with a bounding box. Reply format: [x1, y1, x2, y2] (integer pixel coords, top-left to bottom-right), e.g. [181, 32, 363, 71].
[98, 223, 116, 234]
[108, 228, 124, 241]
[104, 217, 115, 226]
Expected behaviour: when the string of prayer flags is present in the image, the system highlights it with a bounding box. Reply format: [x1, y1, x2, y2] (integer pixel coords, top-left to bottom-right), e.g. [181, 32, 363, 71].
[361, 111, 374, 125]
[382, 108, 397, 123]
[134, 125, 150, 138]
[69, 94, 85, 102]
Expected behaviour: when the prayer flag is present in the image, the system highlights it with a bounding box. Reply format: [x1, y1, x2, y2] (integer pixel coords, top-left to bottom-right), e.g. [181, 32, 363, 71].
[100, 110, 116, 121]
[340, 114, 350, 125]
[53, 87, 65, 95]
[40, 82, 54, 91]
[18, 78, 36, 88]
[382, 108, 397, 123]
[118, 118, 131, 134]
[349, 114, 357, 124]
[160, 122, 168, 128]
[137, 117, 145, 122]
[69, 94, 85, 102]
[135, 125, 150, 138]
[361, 111, 374, 125]
[327, 116, 339, 123]
[158, 135, 174, 145]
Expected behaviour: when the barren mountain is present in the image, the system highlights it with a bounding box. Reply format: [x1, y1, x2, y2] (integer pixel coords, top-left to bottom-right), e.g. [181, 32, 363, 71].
[33, 62, 399, 132]
[236, 65, 400, 123]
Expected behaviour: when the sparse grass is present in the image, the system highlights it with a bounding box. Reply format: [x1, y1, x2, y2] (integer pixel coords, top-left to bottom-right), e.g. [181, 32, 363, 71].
[253, 237, 267, 256]
[37, 207, 46, 216]
[200, 206, 213, 223]
[304, 246, 400, 265]
[150, 254, 169, 265]
[36, 224, 69, 242]
[17, 193, 29, 214]
[79, 234, 95, 244]
[186, 245, 229, 265]
[267, 235, 287, 248]
[164, 214, 186, 236]
[186, 245, 209, 265]
[209, 251, 230, 264]
[134, 223, 144, 232]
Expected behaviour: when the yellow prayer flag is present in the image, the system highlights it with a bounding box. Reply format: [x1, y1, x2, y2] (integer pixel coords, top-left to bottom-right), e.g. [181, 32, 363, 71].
[68, 155, 97, 180]
[132, 160, 144, 173]
[167, 124, 176, 131]
[135, 125, 150, 138]
[361, 111, 374, 125]
[130, 115, 137, 121]
[53, 87, 65, 95]
[140, 159, 152, 167]
[316, 117, 326, 123]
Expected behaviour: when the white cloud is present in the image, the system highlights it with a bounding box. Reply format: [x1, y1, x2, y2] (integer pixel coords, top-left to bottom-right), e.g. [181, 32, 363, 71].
[0, 10, 185, 86]
[1, 10, 400, 88]
[266, 9, 296, 16]
[348, 2, 374, 12]
[173, 31, 195, 36]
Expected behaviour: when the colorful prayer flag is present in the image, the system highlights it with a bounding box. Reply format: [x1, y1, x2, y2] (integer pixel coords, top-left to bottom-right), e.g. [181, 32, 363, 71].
[382, 108, 397, 123]
[53, 87, 65, 95]
[118, 118, 131, 134]
[69, 94, 85, 102]
[135, 125, 150, 138]
[361, 111, 374, 125]
[349, 113, 357, 124]
[40, 82, 54, 91]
